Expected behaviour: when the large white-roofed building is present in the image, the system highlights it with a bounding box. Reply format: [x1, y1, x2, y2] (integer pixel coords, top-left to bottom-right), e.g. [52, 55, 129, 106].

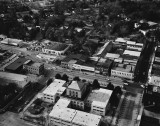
[86, 88, 112, 116]
[49, 98, 102, 126]
[41, 79, 66, 103]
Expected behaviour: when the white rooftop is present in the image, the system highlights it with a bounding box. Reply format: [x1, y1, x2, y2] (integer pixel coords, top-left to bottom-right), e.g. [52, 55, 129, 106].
[72, 110, 101, 126]
[42, 79, 66, 96]
[87, 88, 112, 107]
[50, 107, 77, 122]
[127, 41, 136, 45]
[105, 53, 120, 59]
[0, 72, 28, 82]
[115, 38, 127, 43]
[123, 50, 141, 57]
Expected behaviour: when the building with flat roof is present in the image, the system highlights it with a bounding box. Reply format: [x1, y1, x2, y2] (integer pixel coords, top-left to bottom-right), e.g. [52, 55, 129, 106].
[123, 50, 141, 57]
[42, 79, 66, 103]
[104, 53, 120, 60]
[5, 57, 28, 73]
[86, 88, 112, 116]
[72, 110, 101, 126]
[126, 41, 143, 51]
[95, 59, 113, 75]
[1, 38, 23, 46]
[49, 98, 101, 126]
[23, 60, 44, 75]
[115, 38, 127, 44]
[111, 63, 135, 79]
[0, 72, 29, 88]
[42, 41, 71, 56]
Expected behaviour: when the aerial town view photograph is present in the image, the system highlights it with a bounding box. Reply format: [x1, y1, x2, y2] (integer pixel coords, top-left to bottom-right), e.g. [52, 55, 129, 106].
[0, 0, 160, 126]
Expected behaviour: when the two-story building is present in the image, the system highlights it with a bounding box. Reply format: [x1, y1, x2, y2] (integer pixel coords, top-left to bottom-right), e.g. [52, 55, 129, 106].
[42, 42, 70, 56]
[23, 60, 44, 75]
[111, 63, 135, 80]
[66, 81, 87, 110]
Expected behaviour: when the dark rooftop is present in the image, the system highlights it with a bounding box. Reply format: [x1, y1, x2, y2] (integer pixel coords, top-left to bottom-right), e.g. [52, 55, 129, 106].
[5, 57, 28, 71]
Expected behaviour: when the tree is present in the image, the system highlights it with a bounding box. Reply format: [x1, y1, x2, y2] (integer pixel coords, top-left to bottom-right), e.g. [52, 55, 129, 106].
[55, 73, 61, 79]
[107, 82, 114, 90]
[62, 74, 69, 82]
[73, 76, 80, 81]
[47, 78, 53, 86]
[113, 86, 122, 95]
[92, 79, 100, 89]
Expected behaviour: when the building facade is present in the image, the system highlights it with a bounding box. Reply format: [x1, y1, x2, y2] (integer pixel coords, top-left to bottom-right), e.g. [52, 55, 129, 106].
[23, 60, 44, 75]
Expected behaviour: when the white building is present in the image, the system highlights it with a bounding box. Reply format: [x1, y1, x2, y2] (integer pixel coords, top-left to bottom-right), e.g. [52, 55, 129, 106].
[86, 88, 112, 116]
[67, 81, 86, 99]
[42, 79, 66, 103]
[42, 42, 70, 56]
[1, 38, 23, 46]
[111, 63, 135, 79]
[126, 41, 143, 51]
[49, 98, 101, 126]
[115, 38, 127, 45]
[123, 50, 141, 57]
[72, 110, 101, 126]
[149, 75, 160, 87]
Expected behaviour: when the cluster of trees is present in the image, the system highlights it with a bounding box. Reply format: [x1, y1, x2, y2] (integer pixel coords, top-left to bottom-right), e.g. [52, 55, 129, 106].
[0, 83, 21, 108]
[55, 73, 69, 82]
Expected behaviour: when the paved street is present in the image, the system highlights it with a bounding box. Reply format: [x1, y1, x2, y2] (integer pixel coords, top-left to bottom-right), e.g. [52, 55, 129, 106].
[0, 43, 125, 87]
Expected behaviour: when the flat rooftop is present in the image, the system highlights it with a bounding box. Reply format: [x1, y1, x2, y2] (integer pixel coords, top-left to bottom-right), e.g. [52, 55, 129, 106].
[53, 98, 71, 109]
[123, 50, 141, 57]
[87, 88, 112, 107]
[49, 107, 77, 122]
[42, 79, 66, 96]
[5, 57, 28, 71]
[72, 110, 101, 126]
[113, 63, 135, 73]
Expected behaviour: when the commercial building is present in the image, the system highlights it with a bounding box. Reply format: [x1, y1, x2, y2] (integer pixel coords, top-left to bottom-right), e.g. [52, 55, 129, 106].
[5, 57, 28, 73]
[149, 47, 160, 86]
[1, 38, 23, 46]
[23, 60, 44, 75]
[86, 88, 112, 116]
[126, 41, 143, 51]
[111, 63, 135, 79]
[72, 110, 101, 126]
[49, 98, 101, 126]
[41, 79, 66, 103]
[0, 72, 29, 88]
[42, 41, 70, 56]
[95, 59, 113, 75]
